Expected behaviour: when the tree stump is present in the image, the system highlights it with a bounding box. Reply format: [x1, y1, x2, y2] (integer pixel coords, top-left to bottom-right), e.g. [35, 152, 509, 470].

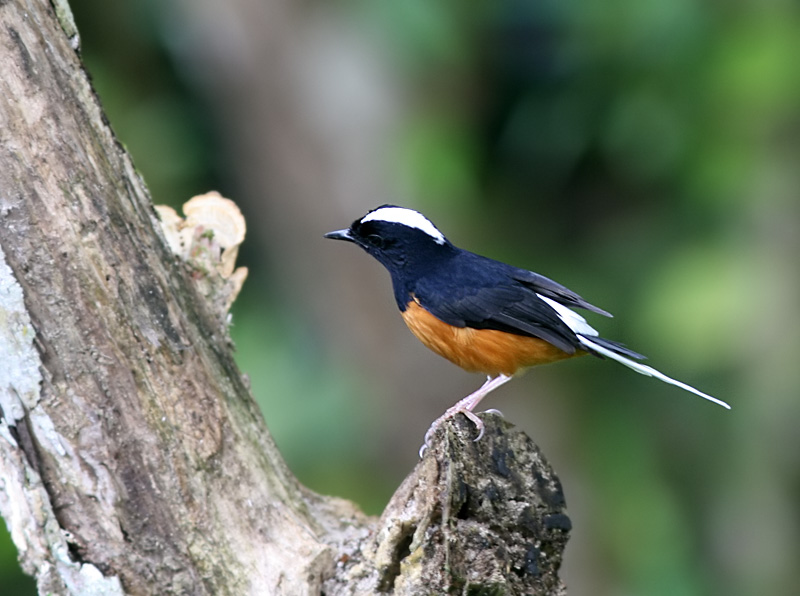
[325, 414, 570, 595]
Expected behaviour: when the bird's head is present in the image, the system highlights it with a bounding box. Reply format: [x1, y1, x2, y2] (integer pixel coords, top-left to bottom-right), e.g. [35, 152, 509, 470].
[325, 205, 453, 273]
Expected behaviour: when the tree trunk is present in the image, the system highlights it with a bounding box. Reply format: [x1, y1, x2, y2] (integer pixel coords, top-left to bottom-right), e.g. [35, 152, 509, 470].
[0, 1, 569, 594]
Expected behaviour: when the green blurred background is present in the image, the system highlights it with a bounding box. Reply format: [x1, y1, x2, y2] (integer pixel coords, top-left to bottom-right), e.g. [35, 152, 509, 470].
[3, 1, 799, 594]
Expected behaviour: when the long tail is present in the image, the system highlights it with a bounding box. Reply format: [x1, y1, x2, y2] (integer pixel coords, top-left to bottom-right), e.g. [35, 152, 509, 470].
[578, 335, 731, 410]
[536, 293, 731, 409]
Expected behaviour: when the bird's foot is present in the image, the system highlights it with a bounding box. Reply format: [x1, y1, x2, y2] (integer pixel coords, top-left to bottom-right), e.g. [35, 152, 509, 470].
[418, 374, 513, 457]
[419, 407, 485, 458]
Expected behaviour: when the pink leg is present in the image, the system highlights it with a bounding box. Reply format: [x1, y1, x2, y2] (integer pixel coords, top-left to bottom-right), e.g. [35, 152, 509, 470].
[420, 374, 513, 457]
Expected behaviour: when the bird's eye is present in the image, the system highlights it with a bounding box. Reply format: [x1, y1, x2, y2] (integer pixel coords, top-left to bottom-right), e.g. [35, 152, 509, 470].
[367, 234, 386, 248]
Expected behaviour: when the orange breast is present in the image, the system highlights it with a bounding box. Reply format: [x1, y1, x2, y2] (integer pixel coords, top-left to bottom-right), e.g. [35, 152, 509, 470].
[400, 298, 584, 376]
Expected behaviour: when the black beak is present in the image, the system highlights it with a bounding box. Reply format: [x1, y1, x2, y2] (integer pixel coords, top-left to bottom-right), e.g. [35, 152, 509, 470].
[324, 229, 354, 242]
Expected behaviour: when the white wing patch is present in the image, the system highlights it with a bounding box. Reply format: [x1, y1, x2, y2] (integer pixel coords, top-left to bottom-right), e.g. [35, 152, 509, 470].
[361, 207, 446, 244]
[537, 294, 598, 336]
[537, 293, 731, 409]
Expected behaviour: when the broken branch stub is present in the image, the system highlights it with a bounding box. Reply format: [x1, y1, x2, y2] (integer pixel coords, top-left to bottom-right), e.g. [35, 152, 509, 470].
[326, 413, 571, 595]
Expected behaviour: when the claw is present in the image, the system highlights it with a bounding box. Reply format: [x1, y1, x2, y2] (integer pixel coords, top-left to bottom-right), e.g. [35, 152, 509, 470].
[418, 409, 486, 457]
[462, 409, 485, 441]
[418, 443, 428, 458]
[481, 408, 504, 418]
[417, 374, 514, 457]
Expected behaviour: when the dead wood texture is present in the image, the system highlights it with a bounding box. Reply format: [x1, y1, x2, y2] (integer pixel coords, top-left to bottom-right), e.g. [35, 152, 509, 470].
[326, 414, 571, 596]
[0, 1, 570, 594]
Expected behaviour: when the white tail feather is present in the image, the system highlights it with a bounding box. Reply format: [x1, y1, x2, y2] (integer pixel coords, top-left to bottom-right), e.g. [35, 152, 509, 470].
[537, 294, 599, 336]
[578, 335, 731, 410]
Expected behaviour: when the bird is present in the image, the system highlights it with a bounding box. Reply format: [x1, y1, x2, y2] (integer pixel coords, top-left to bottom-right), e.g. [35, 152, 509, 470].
[325, 205, 730, 454]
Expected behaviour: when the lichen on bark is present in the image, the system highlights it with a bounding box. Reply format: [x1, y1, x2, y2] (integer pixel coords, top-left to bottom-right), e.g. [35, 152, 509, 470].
[325, 414, 571, 595]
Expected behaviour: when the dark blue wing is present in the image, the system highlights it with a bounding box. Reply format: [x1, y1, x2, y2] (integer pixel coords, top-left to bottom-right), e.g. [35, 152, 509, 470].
[410, 251, 605, 354]
[511, 269, 612, 317]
